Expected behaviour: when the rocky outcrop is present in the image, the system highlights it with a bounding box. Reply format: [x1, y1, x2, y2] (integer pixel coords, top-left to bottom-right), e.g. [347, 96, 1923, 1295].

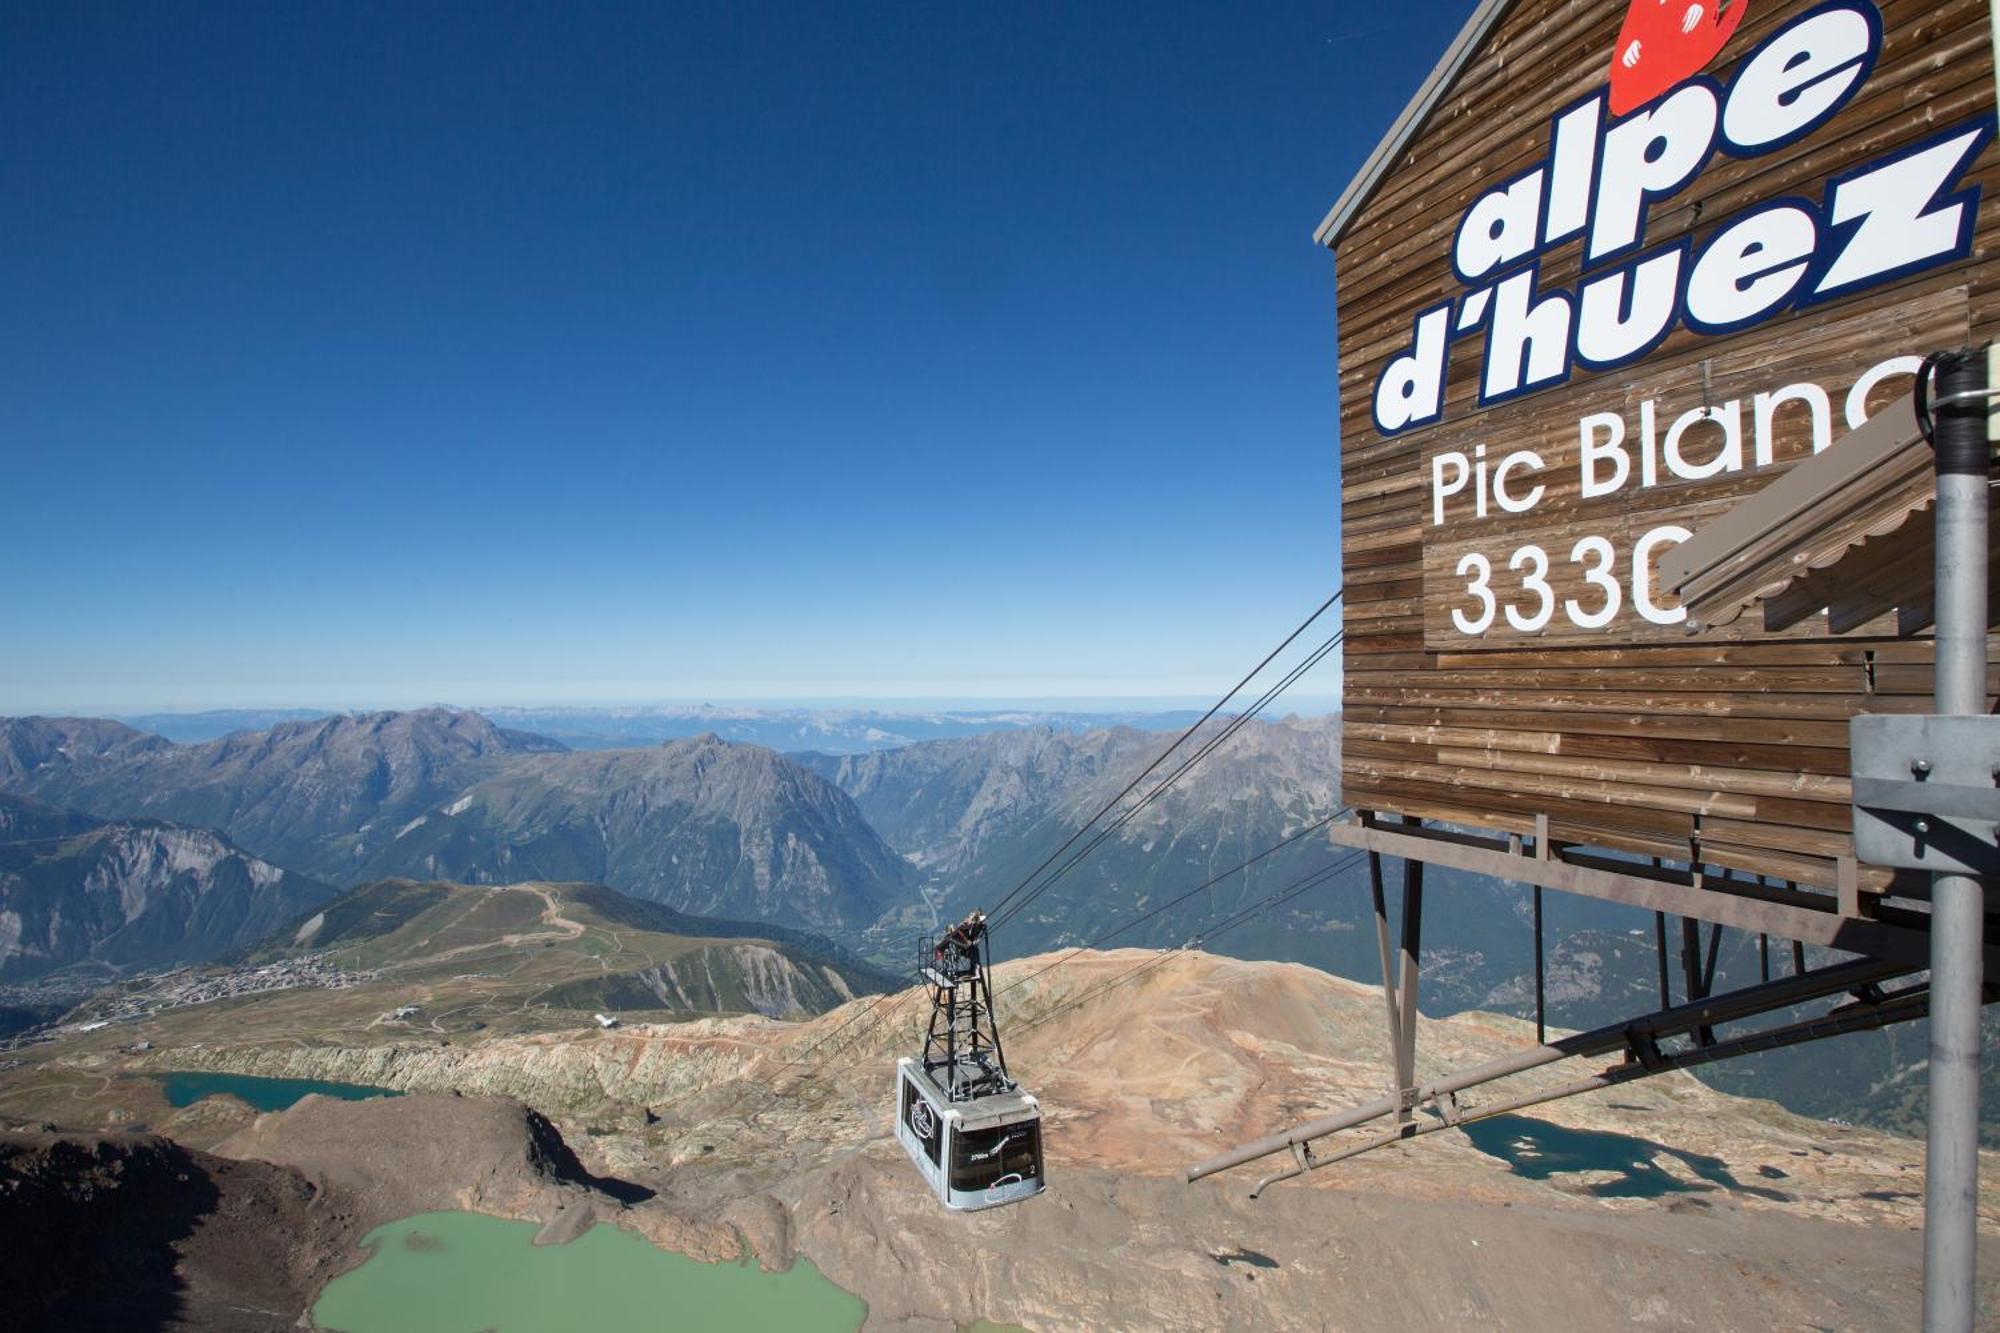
[0, 1128, 351, 1333]
[0, 1095, 723, 1331]
[0, 802, 337, 980]
[17, 948, 2000, 1330]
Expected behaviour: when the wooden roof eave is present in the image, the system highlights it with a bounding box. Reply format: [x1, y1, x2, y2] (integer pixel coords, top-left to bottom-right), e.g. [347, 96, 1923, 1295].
[1313, 0, 1517, 250]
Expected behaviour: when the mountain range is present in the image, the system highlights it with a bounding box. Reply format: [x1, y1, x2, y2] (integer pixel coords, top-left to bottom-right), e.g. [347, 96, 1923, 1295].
[110, 704, 1232, 753]
[795, 715, 1345, 955]
[0, 793, 336, 982]
[0, 704, 1987, 1140]
[350, 734, 907, 929]
[0, 710, 902, 932]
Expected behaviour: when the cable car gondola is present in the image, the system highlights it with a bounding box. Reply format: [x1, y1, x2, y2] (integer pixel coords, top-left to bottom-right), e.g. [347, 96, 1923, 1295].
[894, 910, 1045, 1210]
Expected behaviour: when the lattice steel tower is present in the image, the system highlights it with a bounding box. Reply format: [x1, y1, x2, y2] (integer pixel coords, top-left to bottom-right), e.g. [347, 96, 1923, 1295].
[919, 910, 1014, 1102]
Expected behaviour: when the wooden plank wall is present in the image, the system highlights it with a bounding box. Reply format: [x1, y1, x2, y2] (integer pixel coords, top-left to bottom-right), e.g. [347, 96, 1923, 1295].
[1335, 0, 2000, 892]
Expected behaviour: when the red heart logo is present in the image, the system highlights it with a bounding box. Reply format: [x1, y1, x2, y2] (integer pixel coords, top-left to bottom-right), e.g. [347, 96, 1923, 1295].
[1608, 0, 1750, 115]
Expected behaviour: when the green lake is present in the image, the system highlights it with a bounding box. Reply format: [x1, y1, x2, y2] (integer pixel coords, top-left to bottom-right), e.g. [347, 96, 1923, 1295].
[157, 1070, 401, 1112]
[311, 1210, 867, 1333]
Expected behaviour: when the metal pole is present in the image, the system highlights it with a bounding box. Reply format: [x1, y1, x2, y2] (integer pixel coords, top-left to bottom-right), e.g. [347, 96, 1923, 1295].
[1367, 850, 1404, 1081]
[1533, 884, 1546, 1045]
[1186, 956, 1911, 1181]
[1246, 984, 1936, 1196]
[1654, 911, 1672, 1008]
[1395, 852, 1425, 1131]
[1921, 347, 1989, 1333]
[1680, 917, 1718, 1047]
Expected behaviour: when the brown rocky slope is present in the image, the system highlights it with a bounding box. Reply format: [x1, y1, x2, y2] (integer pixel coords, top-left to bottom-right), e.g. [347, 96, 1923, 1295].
[8, 948, 1999, 1329]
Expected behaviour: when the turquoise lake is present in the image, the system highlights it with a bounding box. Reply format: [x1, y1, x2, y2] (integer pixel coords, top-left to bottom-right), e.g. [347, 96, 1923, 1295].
[311, 1210, 867, 1333]
[156, 1070, 401, 1112]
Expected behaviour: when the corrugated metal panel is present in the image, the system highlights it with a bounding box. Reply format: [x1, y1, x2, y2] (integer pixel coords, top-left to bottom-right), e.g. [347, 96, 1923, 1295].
[1660, 398, 1940, 631]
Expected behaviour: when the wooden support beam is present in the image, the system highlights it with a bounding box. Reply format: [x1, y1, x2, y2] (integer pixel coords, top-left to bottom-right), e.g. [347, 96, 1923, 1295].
[1326, 821, 1994, 972]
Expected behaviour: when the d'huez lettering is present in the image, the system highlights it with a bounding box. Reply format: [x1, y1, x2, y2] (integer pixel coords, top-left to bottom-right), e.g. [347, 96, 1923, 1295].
[1374, 1, 1990, 436]
[1394, 1, 1991, 641]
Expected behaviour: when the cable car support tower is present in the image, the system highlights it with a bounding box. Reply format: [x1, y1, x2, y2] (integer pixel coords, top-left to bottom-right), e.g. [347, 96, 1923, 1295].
[920, 910, 1015, 1102]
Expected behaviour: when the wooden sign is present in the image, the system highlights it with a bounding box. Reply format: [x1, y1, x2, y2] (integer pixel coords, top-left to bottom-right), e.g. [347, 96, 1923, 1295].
[1331, 0, 2000, 888]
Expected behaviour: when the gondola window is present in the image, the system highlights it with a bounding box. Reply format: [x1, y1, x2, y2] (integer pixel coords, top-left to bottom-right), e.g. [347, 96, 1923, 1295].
[950, 1122, 1042, 1194]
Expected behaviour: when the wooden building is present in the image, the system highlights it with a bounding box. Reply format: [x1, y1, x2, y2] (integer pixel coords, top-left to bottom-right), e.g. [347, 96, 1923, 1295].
[1327, 0, 2000, 902]
[1191, 0, 1996, 1234]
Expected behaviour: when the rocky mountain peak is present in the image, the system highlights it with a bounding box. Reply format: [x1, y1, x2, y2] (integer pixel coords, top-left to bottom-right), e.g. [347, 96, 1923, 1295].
[0, 804, 336, 980]
[0, 717, 173, 786]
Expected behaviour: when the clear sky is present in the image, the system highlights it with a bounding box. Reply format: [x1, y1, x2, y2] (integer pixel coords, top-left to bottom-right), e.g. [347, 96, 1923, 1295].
[2, 0, 1470, 713]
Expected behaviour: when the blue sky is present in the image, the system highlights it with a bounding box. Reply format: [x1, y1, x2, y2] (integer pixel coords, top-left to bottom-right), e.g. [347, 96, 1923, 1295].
[2, 1, 1470, 713]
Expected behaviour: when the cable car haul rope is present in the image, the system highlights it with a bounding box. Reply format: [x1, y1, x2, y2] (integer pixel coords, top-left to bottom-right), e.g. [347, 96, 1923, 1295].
[876, 591, 1347, 1209]
[678, 591, 1347, 1208]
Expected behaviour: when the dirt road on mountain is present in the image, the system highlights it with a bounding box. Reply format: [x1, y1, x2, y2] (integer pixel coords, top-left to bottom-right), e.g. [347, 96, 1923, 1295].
[401, 885, 587, 968]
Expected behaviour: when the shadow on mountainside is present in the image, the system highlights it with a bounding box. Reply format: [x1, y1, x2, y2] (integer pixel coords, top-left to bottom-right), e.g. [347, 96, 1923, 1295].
[525, 1107, 657, 1205]
[0, 1132, 215, 1331]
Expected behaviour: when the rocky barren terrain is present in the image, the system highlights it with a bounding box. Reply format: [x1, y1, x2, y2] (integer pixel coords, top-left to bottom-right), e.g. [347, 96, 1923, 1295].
[4, 937, 1995, 1331]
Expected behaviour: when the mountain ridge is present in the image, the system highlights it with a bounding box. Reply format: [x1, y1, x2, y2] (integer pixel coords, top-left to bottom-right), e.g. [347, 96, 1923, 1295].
[0, 793, 339, 981]
[0, 711, 906, 933]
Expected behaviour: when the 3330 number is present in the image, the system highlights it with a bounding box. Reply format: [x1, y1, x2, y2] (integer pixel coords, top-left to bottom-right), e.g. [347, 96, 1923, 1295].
[1450, 525, 1690, 636]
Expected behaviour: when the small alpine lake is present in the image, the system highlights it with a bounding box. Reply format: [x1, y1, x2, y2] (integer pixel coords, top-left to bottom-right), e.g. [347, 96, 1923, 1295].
[1460, 1113, 1790, 1201]
[155, 1070, 401, 1112]
[311, 1210, 867, 1333]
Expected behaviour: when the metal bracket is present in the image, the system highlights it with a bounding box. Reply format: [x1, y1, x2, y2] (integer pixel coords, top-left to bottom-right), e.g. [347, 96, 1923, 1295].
[1851, 714, 2000, 875]
[1625, 1028, 1667, 1072]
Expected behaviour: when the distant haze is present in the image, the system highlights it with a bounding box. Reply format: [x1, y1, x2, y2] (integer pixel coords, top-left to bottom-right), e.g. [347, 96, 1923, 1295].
[111, 702, 1340, 751]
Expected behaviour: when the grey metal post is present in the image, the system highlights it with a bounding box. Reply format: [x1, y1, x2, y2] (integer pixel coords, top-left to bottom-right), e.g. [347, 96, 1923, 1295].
[1654, 911, 1672, 1008]
[1921, 348, 1989, 1333]
[1533, 884, 1546, 1045]
[1367, 850, 1404, 1083]
[1395, 853, 1424, 1131]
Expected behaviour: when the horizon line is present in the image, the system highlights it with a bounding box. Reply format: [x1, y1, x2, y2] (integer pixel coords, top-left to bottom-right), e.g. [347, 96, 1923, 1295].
[9, 694, 1344, 720]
